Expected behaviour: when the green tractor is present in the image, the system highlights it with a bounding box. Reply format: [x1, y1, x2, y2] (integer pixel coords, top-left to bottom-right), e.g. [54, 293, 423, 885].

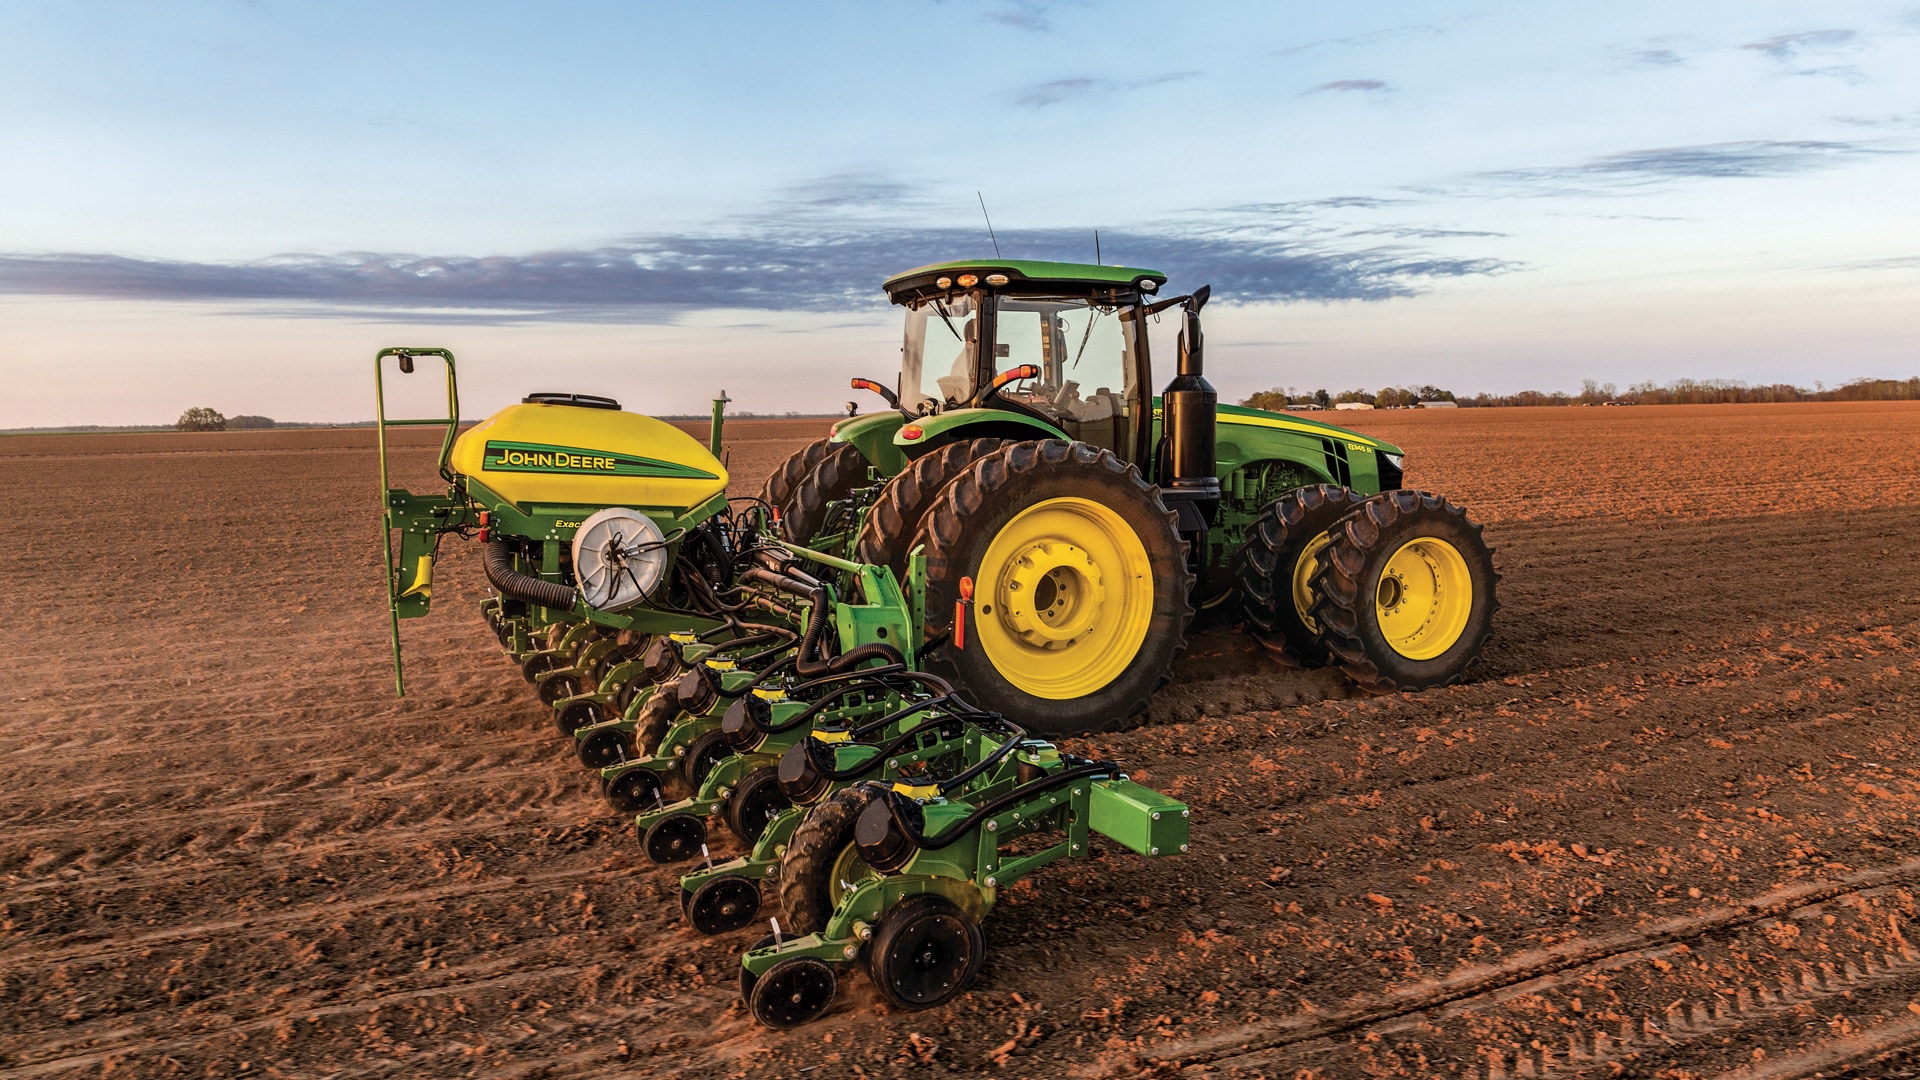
[762, 260, 1498, 735]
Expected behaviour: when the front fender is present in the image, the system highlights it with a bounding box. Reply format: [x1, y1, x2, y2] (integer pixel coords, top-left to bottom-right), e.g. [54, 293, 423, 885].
[896, 408, 1068, 456]
[830, 412, 908, 477]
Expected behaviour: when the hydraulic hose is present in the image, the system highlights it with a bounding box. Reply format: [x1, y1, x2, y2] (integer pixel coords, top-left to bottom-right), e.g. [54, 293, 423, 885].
[880, 761, 1121, 853]
[484, 541, 577, 611]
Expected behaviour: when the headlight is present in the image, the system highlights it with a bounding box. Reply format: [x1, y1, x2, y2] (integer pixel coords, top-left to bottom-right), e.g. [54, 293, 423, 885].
[1382, 453, 1404, 471]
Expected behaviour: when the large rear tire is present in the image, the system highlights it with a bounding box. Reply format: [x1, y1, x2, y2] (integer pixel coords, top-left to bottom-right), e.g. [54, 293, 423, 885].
[853, 438, 1007, 579]
[1310, 490, 1499, 693]
[781, 440, 869, 547]
[913, 440, 1190, 735]
[1236, 484, 1371, 666]
[759, 438, 835, 523]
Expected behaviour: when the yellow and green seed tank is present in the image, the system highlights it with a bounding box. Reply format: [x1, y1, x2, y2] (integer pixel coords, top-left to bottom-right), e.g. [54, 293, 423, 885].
[449, 399, 729, 515]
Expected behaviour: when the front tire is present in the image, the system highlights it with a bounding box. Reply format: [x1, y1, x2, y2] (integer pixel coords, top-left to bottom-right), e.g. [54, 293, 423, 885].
[1237, 484, 1371, 666]
[1310, 490, 1499, 693]
[913, 441, 1190, 736]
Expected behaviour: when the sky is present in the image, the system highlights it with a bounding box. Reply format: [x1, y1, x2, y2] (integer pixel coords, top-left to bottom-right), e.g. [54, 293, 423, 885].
[1, 1, 1916, 426]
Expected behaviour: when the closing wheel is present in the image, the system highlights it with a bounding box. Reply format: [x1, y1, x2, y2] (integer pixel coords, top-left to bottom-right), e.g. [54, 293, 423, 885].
[554, 697, 602, 736]
[680, 729, 733, 790]
[1310, 489, 1499, 693]
[777, 783, 884, 934]
[536, 671, 581, 706]
[1237, 484, 1371, 666]
[603, 767, 665, 814]
[576, 726, 633, 770]
[725, 766, 792, 843]
[642, 813, 706, 864]
[868, 894, 985, 1011]
[748, 956, 837, 1029]
[687, 875, 763, 935]
[913, 441, 1191, 735]
[521, 651, 562, 684]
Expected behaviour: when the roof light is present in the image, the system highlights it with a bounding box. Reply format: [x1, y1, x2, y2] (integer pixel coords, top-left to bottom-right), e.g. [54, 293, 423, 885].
[985, 273, 1009, 286]
[901, 424, 924, 441]
[957, 273, 978, 287]
[936, 276, 952, 289]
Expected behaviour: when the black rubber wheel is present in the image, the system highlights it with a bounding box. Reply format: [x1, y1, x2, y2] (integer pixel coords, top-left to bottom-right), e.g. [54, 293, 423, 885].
[1237, 484, 1371, 666]
[642, 812, 706, 864]
[749, 957, 837, 1029]
[520, 651, 561, 684]
[777, 783, 883, 934]
[759, 438, 838, 527]
[741, 932, 779, 1001]
[1310, 489, 1500, 694]
[867, 894, 985, 1011]
[852, 437, 1007, 579]
[725, 766, 792, 843]
[912, 440, 1192, 736]
[778, 439, 869, 547]
[687, 875, 763, 935]
[680, 729, 733, 791]
[554, 697, 602, 736]
[631, 689, 678, 757]
[604, 767, 665, 814]
[536, 670, 580, 706]
[576, 726, 633, 769]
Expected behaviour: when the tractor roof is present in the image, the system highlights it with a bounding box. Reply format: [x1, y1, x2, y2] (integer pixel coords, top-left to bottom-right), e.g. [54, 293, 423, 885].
[884, 259, 1167, 305]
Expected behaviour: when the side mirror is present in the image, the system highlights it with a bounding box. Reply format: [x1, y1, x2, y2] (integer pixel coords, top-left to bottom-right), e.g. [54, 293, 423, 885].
[397, 352, 415, 374]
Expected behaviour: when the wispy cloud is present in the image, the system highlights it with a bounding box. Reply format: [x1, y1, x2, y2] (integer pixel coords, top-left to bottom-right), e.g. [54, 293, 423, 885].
[1010, 71, 1196, 108]
[0, 223, 1507, 322]
[1459, 139, 1896, 196]
[1622, 47, 1685, 67]
[1307, 79, 1388, 94]
[1742, 28, 1856, 59]
[1273, 23, 1442, 57]
[982, 1, 1055, 34]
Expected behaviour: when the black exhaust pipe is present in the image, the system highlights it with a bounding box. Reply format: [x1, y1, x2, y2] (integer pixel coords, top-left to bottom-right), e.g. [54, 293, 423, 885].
[1160, 285, 1220, 527]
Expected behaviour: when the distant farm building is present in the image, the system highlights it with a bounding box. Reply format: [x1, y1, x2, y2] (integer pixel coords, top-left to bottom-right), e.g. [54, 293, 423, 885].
[1333, 402, 1374, 411]
[1416, 400, 1459, 409]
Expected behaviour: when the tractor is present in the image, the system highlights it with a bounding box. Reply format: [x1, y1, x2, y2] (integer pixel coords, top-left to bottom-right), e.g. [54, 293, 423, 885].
[759, 260, 1499, 735]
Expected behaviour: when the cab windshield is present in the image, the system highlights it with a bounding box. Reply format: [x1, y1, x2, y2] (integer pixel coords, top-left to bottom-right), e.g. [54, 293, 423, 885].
[899, 294, 979, 415]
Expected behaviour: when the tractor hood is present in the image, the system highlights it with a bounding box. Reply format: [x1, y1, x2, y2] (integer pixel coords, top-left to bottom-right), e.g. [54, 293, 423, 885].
[1211, 402, 1403, 457]
[448, 401, 729, 514]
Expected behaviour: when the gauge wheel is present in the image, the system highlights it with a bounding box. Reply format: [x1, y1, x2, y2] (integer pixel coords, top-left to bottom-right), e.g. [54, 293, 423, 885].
[867, 894, 984, 1011]
[777, 783, 884, 934]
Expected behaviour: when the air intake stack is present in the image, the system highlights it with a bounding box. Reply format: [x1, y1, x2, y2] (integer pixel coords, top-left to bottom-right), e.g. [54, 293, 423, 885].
[1161, 285, 1220, 527]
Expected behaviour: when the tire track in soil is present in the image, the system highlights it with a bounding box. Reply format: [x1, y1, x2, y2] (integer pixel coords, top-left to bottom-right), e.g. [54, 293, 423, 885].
[1148, 862, 1920, 1073]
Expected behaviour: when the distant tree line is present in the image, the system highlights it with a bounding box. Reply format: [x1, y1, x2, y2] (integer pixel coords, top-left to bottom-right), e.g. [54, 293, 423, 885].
[1240, 376, 1920, 410]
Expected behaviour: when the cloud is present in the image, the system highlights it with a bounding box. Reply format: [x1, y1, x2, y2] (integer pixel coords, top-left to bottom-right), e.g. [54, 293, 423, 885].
[0, 223, 1508, 321]
[1463, 139, 1895, 195]
[1273, 23, 1442, 57]
[773, 173, 919, 210]
[1010, 71, 1195, 108]
[1623, 47, 1685, 66]
[1307, 79, 1387, 94]
[1742, 29, 1856, 59]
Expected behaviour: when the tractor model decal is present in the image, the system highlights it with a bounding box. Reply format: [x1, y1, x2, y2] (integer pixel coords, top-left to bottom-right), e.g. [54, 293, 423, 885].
[482, 440, 719, 480]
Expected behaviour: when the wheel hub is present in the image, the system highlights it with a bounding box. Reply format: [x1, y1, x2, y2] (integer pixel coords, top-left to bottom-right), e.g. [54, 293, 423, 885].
[997, 540, 1105, 648]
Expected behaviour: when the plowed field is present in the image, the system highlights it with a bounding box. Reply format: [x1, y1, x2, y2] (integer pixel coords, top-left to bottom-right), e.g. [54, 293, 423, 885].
[4, 402, 1920, 1079]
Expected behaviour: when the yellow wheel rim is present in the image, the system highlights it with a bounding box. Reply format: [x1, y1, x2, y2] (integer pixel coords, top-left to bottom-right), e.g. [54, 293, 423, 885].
[1374, 537, 1473, 661]
[974, 496, 1154, 699]
[1289, 530, 1332, 635]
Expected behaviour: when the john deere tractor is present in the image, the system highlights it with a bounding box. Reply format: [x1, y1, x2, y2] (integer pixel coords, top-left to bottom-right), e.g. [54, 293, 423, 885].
[760, 260, 1498, 735]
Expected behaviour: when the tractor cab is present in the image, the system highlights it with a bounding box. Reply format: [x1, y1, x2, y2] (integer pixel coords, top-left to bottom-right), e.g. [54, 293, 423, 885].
[873, 260, 1172, 469]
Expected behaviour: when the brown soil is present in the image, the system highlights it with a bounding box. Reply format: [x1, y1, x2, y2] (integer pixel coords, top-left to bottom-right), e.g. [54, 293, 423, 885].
[5, 404, 1920, 1079]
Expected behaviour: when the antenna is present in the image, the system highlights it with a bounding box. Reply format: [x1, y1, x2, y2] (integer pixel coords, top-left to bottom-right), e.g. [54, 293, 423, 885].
[977, 191, 1001, 258]
[1095, 230, 1101, 265]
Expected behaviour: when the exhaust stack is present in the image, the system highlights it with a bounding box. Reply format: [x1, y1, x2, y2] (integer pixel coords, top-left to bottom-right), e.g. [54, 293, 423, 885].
[1161, 285, 1220, 518]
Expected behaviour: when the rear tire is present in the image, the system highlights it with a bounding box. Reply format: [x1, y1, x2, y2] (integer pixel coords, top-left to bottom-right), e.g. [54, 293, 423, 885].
[853, 438, 1007, 579]
[759, 438, 835, 525]
[1237, 484, 1371, 666]
[1310, 490, 1499, 693]
[781, 440, 869, 547]
[913, 440, 1190, 736]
